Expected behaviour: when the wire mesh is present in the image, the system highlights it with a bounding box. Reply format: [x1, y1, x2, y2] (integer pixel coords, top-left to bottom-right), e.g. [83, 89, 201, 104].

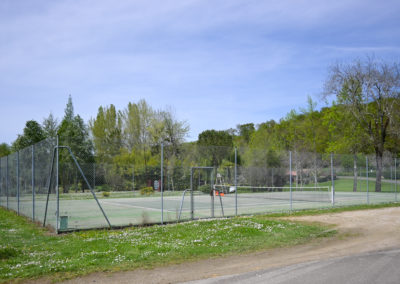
[0, 157, 5, 207]
[19, 146, 33, 219]
[7, 153, 18, 212]
[332, 153, 368, 206]
[34, 137, 57, 228]
[1, 135, 399, 232]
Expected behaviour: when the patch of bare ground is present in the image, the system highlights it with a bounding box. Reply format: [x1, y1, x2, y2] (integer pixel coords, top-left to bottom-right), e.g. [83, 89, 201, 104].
[26, 207, 400, 284]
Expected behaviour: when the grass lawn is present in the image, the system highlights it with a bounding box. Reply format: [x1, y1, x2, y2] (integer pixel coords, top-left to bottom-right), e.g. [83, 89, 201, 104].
[318, 178, 398, 192]
[0, 207, 335, 283]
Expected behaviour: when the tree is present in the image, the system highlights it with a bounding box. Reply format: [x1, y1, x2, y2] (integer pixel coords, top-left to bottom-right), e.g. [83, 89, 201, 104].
[90, 105, 122, 163]
[198, 130, 233, 166]
[237, 123, 255, 144]
[121, 100, 153, 169]
[64, 95, 74, 121]
[12, 120, 46, 151]
[42, 113, 59, 138]
[0, 143, 11, 157]
[322, 103, 371, 191]
[58, 97, 94, 192]
[324, 58, 400, 192]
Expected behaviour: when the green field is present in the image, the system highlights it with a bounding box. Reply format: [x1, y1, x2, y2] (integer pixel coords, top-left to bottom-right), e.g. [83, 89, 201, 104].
[0, 207, 334, 283]
[318, 178, 398, 192]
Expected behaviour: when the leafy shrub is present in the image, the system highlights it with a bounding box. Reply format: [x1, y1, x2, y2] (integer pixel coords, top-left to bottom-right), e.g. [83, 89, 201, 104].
[123, 180, 134, 191]
[199, 185, 212, 194]
[140, 187, 154, 195]
[97, 184, 111, 192]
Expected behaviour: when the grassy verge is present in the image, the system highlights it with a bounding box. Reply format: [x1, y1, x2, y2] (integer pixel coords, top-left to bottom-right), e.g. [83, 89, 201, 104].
[265, 202, 400, 217]
[0, 208, 334, 283]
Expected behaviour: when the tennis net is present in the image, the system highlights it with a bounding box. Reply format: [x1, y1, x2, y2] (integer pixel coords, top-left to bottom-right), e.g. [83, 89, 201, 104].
[214, 185, 332, 203]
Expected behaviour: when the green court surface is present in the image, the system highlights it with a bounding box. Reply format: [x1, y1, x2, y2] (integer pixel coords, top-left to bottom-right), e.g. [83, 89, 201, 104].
[2, 177, 398, 232]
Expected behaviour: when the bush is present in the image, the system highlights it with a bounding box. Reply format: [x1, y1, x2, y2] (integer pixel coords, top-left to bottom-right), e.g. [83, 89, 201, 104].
[97, 184, 111, 192]
[199, 185, 212, 194]
[102, 191, 110, 197]
[140, 187, 154, 195]
[123, 180, 134, 191]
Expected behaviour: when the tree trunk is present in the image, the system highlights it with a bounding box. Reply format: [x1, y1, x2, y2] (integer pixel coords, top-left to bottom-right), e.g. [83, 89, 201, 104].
[353, 154, 358, 192]
[375, 151, 383, 192]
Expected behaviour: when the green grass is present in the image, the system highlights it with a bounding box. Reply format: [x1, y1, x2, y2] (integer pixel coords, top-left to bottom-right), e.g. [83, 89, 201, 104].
[318, 178, 397, 192]
[0, 207, 335, 283]
[265, 202, 400, 217]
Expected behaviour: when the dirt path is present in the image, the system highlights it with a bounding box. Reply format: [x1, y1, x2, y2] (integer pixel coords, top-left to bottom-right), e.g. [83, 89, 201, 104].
[38, 207, 400, 284]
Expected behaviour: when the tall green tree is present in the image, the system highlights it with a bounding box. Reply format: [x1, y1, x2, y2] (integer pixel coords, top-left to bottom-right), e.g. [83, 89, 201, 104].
[121, 100, 154, 169]
[90, 105, 122, 163]
[237, 123, 255, 144]
[322, 103, 371, 191]
[58, 96, 94, 192]
[198, 130, 233, 166]
[42, 113, 59, 138]
[324, 58, 400, 192]
[0, 143, 11, 157]
[12, 120, 46, 151]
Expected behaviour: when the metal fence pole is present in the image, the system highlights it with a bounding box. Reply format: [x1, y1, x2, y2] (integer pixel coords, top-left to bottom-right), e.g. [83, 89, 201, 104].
[366, 156, 369, 204]
[391, 165, 393, 193]
[395, 158, 397, 202]
[132, 165, 135, 191]
[6, 156, 9, 209]
[93, 163, 95, 189]
[161, 143, 164, 225]
[0, 158, 2, 207]
[56, 136, 59, 233]
[17, 151, 20, 215]
[32, 145, 35, 221]
[330, 152, 335, 206]
[235, 147, 237, 216]
[211, 169, 214, 218]
[190, 167, 194, 220]
[289, 151, 292, 211]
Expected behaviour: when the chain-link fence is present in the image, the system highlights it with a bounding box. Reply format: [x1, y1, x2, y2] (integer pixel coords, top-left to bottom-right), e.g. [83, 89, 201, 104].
[0, 137, 398, 233]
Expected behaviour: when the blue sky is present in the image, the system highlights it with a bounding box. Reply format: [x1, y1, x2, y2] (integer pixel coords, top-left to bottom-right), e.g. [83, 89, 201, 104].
[1, 0, 400, 144]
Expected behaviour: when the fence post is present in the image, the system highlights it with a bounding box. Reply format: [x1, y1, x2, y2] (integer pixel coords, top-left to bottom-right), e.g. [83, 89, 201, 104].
[190, 167, 194, 220]
[395, 158, 397, 202]
[0, 158, 2, 207]
[366, 156, 369, 204]
[32, 145, 35, 221]
[93, 163, 95, 189]
[211, 169, 214, 218]
[289, 151, 292, 211]
[56, 136, 59, 233]
[17, 151, 20, 215]
[6, 156, 8, 209]
[161, 142, 164, 225]
[235, 147, 237, 216]
[132, 165, 135, 191]
[391, 165, 393, 193]
[330, 152, 335, 206]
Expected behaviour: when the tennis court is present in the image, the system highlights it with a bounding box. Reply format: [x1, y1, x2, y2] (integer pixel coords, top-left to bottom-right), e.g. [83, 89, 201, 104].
[0, 138, 398, 232]
[9, 187, 393, 231]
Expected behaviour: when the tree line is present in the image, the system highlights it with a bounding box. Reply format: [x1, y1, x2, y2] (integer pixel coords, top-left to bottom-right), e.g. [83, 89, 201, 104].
[1, 58, 399, 192]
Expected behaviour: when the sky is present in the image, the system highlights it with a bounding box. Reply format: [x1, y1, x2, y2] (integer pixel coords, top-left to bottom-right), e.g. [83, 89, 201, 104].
[1, 0, 400, 145]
